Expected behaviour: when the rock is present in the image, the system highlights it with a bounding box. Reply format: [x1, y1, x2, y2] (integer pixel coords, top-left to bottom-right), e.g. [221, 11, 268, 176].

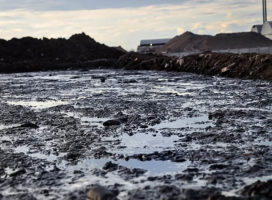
[175, 174, 193, 181]
[241, 180, 272, 199]
[221, 66, 230, 74]
[20, 122, 39, 129]
[123, 79, 137, 83]
[140, 124, 148, 129]
[184, 168, 199, 173]
[65, 152, 81, 160]
[172, 156, 187, 163]
[10, 168, 26, 177]
[209, 164, 228, 170]
[221, 63, 236, 74]
[92, 76, 107, 82]
[103, 120, 122, 127]
[4, 193, 37, 200]
[87, 186, 117, 200]
[103, 161, 118, 171]
[181, 188, 220, 200]
[100, 77, 106, 83]
[208, 195, 244, 200]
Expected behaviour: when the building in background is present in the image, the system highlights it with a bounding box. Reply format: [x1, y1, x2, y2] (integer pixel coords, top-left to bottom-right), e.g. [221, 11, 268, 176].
[137, 38, 171, 54]
[251, 0, 272, 40]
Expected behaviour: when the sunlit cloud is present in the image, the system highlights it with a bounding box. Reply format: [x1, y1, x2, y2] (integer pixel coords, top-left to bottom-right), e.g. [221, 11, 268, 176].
[0, 0, 266, 50]
[177, 27, 185, 35]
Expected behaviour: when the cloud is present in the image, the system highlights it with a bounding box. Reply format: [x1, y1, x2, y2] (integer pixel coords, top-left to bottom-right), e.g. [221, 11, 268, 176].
[177, 27, 185, 35]
[0, 0, 187, 11]
[0, 0, 264, 49]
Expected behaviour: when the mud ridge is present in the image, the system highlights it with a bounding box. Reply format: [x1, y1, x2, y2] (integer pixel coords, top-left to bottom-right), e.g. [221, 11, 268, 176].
[116, 52, 272, 80]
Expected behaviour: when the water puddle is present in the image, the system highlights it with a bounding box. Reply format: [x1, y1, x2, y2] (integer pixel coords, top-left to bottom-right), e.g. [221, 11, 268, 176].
[118, 159, 191, 175]
[154, 115, 213, 129]
[104, 132, 179, 155]
[65, 112, 110, 128]
[151, 86, 193, 96]
[14, 142, 191, 176]
[81, 117, 110, 128]
[0, 124, 19, 130]
[69, 158, 191, 176]
[14, 145, 65, 163]
[254, 140, 272, 147]
[8, 100, 67, 109]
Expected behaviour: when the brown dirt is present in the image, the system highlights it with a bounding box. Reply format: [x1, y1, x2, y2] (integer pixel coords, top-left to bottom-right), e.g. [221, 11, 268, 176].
[159, 32, 272, 52]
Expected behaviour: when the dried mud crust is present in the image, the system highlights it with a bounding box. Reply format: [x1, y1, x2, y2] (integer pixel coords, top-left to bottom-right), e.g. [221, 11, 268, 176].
[0, 69, 272, 200]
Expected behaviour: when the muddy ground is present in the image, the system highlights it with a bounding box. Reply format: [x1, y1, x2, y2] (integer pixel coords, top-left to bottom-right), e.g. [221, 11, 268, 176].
[0, 69, 272, 200]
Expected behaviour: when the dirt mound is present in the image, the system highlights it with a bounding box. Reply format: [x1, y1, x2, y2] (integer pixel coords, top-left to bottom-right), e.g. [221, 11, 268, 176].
[160, 31, 272, 52]
[0, 32, 124, 73]
[117, 52, 272, 80]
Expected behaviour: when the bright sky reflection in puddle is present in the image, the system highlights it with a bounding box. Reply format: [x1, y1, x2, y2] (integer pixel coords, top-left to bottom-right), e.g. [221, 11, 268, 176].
[8, 100, 67, 109]
[154, 115, 212, 129]
[69, 158, 191, 176]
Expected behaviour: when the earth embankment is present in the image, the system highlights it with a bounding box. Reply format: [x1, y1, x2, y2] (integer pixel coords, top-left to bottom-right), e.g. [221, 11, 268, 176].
[116, 52, 272, 80]
[0, 33, 125, 73]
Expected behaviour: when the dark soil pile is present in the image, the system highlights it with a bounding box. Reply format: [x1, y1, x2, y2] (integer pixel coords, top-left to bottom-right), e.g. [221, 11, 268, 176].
[0, 33, 125, 73]
[117, 52, 272, 80]
[160, 31, 272, 52]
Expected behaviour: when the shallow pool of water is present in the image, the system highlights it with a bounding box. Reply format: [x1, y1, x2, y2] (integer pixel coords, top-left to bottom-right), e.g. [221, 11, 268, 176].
[104, 132, 179, 155]
[154, 115, 213, 129]
[14, 145, 65, 163]
[0, 124, 18, 130]
[68, 158, 191, 176]
[8, 100, 67, 109]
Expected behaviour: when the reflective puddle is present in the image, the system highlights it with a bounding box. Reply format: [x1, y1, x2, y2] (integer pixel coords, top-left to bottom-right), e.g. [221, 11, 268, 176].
[80, 117, 111, 128]
[8, 100, 67, 109]
[14, 145, 66, 163]
[0, 124, 19, 130]
[154, 115, 213, 129]
[69, 158, 191, 176]
[105, 132, 179, 155]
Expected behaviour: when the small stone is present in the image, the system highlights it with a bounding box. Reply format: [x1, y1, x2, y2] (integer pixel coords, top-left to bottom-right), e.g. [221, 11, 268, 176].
[10, 168, 26, 177]
[100, 77, 106, 83]
[140, 124, 148, 129]
[66, 152, 81, 160]
[103, 161, 118, 171]
[241, 180, 272, 198]
[209, 164, 228, 170]
[173, 156, 186, 163]
[87, 186, 117, 200]
[175, 174, 193, 181]
[103, 120, 121, 127]
[20, 122, 39, 129]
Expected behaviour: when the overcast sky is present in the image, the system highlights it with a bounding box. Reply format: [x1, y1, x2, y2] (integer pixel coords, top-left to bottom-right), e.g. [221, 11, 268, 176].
[0, 0, 268, 50]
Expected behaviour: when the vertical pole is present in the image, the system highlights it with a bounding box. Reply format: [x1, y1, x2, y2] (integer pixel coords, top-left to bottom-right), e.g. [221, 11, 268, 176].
[265, 0, 267, 22]
[263, 0, 268, 23]
[263, 0, 265, 23]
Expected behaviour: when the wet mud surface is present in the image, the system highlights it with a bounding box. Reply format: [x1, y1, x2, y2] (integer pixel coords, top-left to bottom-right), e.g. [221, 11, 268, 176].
[0, 70, 272, 199]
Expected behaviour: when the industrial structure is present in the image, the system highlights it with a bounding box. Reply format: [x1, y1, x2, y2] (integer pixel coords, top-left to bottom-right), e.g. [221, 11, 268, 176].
[137, 0, 272, 56]
[251, 0, 272, 40]
[137, 38, 171, 53]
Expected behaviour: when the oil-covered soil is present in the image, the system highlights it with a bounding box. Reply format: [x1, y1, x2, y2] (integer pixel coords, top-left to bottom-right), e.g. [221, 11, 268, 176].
[0, 70, 272, 200]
